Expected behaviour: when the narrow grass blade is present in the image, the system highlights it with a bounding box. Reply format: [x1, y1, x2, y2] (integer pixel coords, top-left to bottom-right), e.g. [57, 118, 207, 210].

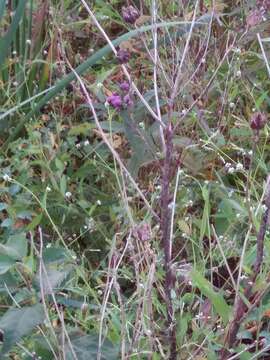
[0, 0, 27, 69]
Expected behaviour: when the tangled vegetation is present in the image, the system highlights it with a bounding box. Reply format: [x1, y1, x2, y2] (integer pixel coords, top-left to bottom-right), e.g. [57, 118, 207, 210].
[1, 0, 270, 359]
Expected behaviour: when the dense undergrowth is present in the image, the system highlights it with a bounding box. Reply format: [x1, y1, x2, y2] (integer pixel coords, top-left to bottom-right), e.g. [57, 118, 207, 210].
[1, 0, 270, 359]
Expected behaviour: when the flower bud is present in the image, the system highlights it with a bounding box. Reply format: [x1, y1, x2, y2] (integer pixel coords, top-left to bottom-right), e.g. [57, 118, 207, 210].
[250, 112, 267, 131]
[123, 94, 134, 108]
[119, 81, 130, 92]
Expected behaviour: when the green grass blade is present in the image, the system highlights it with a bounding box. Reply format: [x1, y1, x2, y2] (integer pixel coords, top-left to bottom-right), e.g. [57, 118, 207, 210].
[0, 0, 27, 69]
[0, 0, 6, 22]
[191, 269, 231, 325]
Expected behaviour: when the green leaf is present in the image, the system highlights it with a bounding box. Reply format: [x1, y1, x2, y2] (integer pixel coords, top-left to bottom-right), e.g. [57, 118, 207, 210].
[0, 255, 16, 274]
[1, 218, 13, 228]
[0, 233, 28, 259]
[191, 270, 230, 324]
[65, 332, 119, 360]
[26, 213, 43, 231]
[0, 304, 44, 355]
[43, 247, 72, 264]
[0, 203, 7, 211]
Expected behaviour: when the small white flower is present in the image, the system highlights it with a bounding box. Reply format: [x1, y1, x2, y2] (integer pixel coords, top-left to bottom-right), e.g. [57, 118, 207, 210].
[225, 162, 231, 169]
[84, 140, 89, 146]
[188, 200, 193, 206]
[13, 81, 18, 86]
[76, 143, 81, 148]
[248, 150, 253, 156]
[261, 204, 268, 212]
[201, 58, 206, 64]
[46, 186, 51, 192]
[12, 50, 17, 55]
[65, 191, 72, 198]
[96, 199, 101, 205]
[3, 174, 11, 182]
[236, 70, 241, 77]
[240, 274, 248, 280]
[236, 163, 244, 171]
[235, 48, 241, 54]
[168, 202, 174, 210]
[139, 122, 145, 129]
[195, 312, 204, 319]
[46, 243, 52, 248]
[96, 82, 103, 88]
[228, 167, 235, 174]
[104, 101, 109, 108]
[43, 49, 48, 55]
[26, 39, 31, 45]
[219, 235, 224, 240]
[181, 109, 187, 115]
[229, 102, 235, 108]
[236, 213, 241, 218]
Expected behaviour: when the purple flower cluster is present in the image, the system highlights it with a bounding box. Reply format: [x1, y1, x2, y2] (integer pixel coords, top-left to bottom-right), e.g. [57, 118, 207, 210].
[122, 5, 140, 24]
[107, 93, 122, 110]
[116, 49, 130, 64]
[106, 81, 133, 110]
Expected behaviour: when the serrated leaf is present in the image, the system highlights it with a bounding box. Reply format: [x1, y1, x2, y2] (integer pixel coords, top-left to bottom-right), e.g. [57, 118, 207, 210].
[0, 304, 44, 355]
[191, 270, 230, 324]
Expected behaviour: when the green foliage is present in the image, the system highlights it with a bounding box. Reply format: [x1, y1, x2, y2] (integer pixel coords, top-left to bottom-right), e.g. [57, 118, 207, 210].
[0, 304, 44, 355]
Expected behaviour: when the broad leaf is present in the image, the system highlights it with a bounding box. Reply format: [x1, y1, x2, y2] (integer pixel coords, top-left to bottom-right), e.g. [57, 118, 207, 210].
[65, 332, 119, 360]
[0, 304, 44, 355]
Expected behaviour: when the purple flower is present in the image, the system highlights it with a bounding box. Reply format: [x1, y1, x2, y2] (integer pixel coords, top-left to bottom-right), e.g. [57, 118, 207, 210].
[119, 81, 130, 92]
[122, 5, 140, 24]
[116, 49, 130, 64]
[107, 93, 122, 110]
[246, 9, 264, 28]
[123, 94, 134, 108]
[250, 112, 267, 131]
